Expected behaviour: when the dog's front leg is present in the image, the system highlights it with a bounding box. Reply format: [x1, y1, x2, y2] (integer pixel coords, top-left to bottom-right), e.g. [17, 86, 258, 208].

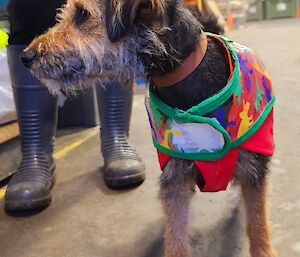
[242, 176, 277, 257]
[159, 159, 196, 257]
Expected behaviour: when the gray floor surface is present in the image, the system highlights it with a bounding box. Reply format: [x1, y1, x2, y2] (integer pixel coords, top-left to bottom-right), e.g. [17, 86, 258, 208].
[0, 18, 299, 257]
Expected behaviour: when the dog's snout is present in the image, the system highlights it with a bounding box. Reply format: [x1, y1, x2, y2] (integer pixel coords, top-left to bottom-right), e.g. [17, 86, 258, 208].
[21, 49, 37, 68]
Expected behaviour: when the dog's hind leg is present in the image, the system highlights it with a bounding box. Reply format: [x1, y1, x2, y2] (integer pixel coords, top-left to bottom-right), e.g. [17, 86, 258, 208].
[159, 159, 196, 257]
[242, 177, 277, 257]
[235, 150, 276, 257]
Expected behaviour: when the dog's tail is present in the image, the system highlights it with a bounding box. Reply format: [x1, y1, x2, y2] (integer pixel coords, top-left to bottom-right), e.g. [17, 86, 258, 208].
[187, 6, 225, 35]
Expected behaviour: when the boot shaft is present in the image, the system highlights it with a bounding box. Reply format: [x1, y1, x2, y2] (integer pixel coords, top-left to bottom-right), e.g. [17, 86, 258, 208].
[7, 45, 58, 159]
[96, 82, 133, 137]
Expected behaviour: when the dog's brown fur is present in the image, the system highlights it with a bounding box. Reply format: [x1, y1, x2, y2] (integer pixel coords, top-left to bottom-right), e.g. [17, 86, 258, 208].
[26, 0, 147, 95]
[23, 0, 277, 256]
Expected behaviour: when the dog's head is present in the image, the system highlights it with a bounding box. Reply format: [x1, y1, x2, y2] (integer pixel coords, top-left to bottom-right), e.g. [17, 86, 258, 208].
[21, 0, 201, 95]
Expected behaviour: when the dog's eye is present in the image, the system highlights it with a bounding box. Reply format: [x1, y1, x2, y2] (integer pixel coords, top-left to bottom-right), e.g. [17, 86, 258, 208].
[74, 5, 91, 26]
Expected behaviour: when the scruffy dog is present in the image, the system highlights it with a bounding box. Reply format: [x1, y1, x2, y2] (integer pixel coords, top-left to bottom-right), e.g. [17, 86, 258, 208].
[21, 0, 276, 256]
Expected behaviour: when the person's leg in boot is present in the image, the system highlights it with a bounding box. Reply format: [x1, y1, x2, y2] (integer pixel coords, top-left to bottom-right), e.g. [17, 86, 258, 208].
[4, 0, 64, 213]
[97, 82, 145, 189]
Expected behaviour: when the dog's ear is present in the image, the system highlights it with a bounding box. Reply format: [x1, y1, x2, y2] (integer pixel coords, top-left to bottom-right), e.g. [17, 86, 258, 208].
[105, 0, 164, 42]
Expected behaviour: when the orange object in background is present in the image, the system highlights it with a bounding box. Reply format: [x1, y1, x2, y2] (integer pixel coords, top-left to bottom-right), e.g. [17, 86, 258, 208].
[184, 0, 203, 12]
[184, 0, 197, 7]
[297, 6, 300, 18]
[226, 11, 234, 31]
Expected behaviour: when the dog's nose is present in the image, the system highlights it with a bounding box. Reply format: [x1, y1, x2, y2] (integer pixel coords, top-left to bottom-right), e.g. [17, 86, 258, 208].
[20, 49, 37, 68]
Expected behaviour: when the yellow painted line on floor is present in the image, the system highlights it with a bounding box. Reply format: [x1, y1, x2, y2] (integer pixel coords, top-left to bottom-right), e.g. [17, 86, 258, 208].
[0, 129, 98, 199]
[54, 129, 99, 160]
[53, 139, 85, 159]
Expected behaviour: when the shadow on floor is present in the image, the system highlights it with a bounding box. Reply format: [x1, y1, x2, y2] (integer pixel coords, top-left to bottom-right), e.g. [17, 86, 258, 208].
[190, 205, 243, 257]
[99, 200, 243, 257]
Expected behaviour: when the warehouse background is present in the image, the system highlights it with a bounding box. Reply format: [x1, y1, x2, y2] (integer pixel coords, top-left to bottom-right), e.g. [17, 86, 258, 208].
[0, 1, 299, 257]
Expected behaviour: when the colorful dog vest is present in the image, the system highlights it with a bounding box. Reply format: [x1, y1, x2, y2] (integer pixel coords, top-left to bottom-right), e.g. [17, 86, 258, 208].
[145, 33, 275, 192]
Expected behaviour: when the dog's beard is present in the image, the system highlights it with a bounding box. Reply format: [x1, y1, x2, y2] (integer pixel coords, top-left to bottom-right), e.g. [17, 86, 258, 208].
[39, 77, 96, 96]
[29, 37, 146, 96]
[37, 73, 139, 97]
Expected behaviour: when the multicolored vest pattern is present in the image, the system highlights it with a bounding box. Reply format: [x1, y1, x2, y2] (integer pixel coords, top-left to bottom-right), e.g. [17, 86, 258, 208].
[145, 34, 275, 192]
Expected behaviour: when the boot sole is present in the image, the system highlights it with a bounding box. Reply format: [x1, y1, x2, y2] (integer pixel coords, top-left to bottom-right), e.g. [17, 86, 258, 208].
[5, 196, 52, 213]
[103, 173, 145, 190]
[5, 172, 56, 213]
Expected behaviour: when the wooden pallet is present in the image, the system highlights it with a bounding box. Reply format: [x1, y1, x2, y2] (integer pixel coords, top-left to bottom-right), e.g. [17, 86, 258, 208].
[0, 122, 19, 144]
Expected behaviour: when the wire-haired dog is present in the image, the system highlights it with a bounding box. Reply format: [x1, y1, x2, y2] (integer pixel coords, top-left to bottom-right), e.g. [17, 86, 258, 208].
[21, 0, 276, 256]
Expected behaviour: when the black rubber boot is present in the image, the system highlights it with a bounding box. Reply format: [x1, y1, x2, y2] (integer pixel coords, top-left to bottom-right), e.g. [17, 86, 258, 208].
[96, 82, 145, 189]
[5, 45, 58, 212]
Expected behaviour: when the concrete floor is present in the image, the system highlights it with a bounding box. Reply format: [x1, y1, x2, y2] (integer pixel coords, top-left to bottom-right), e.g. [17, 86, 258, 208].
[0, 18, 300, 257]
